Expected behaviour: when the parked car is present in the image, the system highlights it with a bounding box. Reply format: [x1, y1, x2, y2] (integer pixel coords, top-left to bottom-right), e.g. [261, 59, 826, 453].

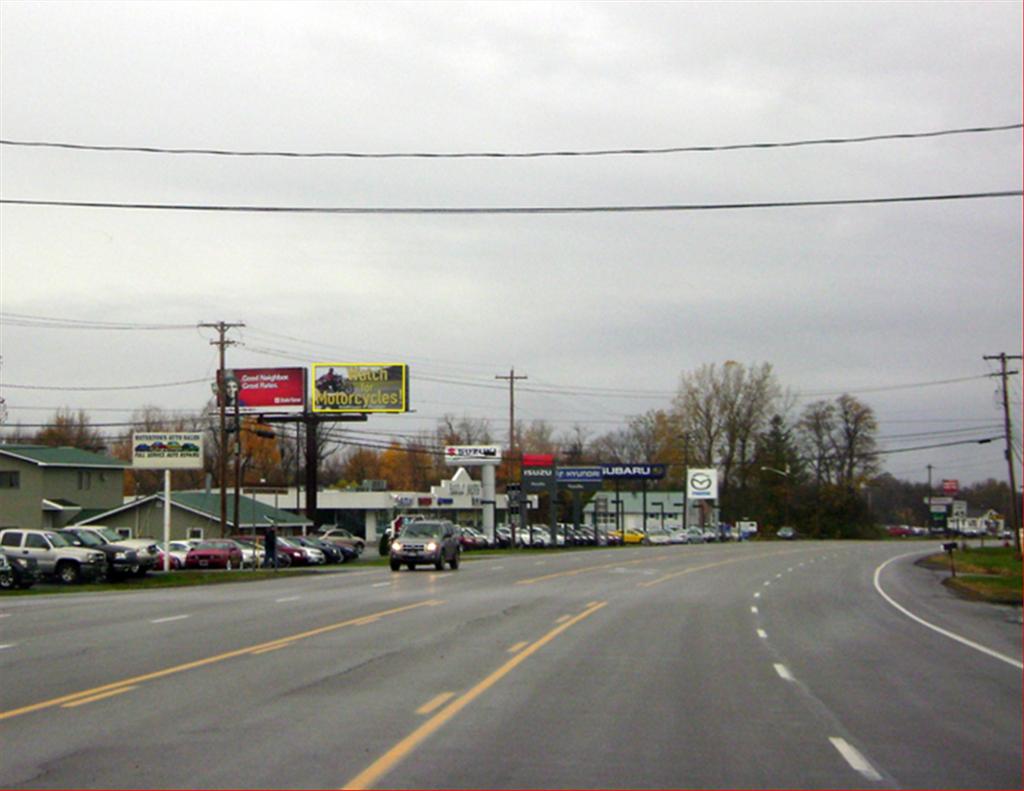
[317, 527, 365, 556]
[58, 527, 144, 579]
[226, 536, 267, 568]
[390, 520, 461, 571]
[291, 536, 347, 564]
[0, 551, 41, 590]
[645, 530, 672, 545]
[683, 527, 706, 544]
[277, 537, 324, 565]
[776, 526, 797, 540]
[0, 529, 107, 584]
[185, 540, 244, 570]
[69, 526, 159, 575]
[458, 526, 488, 550]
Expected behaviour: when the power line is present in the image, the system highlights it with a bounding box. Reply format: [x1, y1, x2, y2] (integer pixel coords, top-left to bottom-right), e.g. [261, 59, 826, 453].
[2, 191, 1020, 215]
[3, 378, 209, 391]
[1, 122, 1019, 159]
[0, 312, 197, 330]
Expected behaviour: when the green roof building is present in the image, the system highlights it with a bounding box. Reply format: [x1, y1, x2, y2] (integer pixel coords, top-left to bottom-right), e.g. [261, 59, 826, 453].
[0, 444, 128, 530]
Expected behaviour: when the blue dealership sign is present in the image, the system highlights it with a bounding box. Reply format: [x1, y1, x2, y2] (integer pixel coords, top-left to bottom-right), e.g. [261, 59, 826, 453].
[556, 466, 604, 490]
[600, 463, 667, 480]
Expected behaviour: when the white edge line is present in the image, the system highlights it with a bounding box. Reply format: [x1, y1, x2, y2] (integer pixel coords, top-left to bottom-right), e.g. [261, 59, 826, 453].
[0, 644, 14, 650]
[275, 596, 302, 602]
[874, 552, 1023, 670]
[757, 629, 768, 639]
[150, 614, 190, 624]
[371, 582, 391, 588]
[773, 663, 794, 681]
[829, 737, 883, 782]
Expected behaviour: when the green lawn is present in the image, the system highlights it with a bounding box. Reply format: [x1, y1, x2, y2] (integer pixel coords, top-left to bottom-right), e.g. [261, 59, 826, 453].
[926, 546, 1023, 605]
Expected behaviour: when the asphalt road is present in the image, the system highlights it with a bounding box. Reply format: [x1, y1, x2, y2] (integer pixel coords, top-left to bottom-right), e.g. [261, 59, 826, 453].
[0, 541, 1020, 789]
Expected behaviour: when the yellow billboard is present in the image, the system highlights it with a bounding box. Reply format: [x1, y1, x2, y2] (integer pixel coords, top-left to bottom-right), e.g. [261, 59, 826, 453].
[311, 363, 409, 413]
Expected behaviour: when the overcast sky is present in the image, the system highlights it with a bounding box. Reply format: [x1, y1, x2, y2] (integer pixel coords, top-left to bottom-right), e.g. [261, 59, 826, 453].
[1, 0, 1021, 486]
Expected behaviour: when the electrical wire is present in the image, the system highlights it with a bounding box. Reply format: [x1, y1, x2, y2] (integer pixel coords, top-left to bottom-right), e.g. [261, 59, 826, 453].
[2, 191, 1020, 214]
[3, 378, 209, 391]
[0, 312, 197, 330]
[2, 122, 1019, 158]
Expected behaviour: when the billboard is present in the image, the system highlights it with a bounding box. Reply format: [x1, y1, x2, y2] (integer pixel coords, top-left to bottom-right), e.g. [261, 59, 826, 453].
[312, 364, 409, 414]
[687, 468, 719, 500]
[132, 432, 204, 470]
[221, 367, 306, 413]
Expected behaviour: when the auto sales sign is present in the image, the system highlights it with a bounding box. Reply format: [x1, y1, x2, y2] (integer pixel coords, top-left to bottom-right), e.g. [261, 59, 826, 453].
[132, 432, 204, 470]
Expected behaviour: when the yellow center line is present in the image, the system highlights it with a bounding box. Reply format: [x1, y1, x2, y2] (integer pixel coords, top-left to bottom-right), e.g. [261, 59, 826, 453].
[0, 599, 443, 721]
[416, 692, 456, 715]
[515, 553, 673, 585]
[555, 614, 571, 624]
[507, 641, 529, 654]
[638, 547, 819, 588]
[341, 601, 608, 790]
[251, 643, 294, 655]
[60, 686, 138, 708]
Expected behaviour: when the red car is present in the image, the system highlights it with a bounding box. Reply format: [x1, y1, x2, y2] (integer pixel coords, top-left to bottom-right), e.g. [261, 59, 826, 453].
[185, 540, 244, 570]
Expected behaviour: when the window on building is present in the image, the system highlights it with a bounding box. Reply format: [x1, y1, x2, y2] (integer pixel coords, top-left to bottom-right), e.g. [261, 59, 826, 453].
[116, 528, 132, 539]
[187, 527, 204, 540]
[77, 471, 92, 490]
[0, 471, 20, 488]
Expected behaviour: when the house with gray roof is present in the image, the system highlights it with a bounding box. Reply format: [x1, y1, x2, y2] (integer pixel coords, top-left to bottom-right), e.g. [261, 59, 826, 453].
[0, 444, 128, 530]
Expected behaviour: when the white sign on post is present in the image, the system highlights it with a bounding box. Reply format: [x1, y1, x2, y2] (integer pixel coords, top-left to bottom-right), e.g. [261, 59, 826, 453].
[687, 468, 719, 500]
[132, 433, 204, 469]
[132, 433, 205, 571]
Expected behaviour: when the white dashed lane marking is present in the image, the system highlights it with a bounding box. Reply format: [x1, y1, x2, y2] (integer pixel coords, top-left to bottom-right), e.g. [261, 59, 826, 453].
[830, 737, 883, 782]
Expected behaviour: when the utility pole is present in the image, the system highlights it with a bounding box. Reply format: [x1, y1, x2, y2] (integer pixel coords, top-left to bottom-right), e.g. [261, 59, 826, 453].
[983, 353, 1022, 553]
[496, 368, 527, 545]
[200, 320, 245, 537]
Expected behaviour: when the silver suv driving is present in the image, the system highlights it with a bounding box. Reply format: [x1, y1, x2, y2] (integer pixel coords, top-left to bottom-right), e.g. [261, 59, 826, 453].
[389, 520, 460, 571]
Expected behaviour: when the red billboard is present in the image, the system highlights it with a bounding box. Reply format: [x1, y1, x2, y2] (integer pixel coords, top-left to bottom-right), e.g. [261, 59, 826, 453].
[222, 368, 306, 413]
[941, 479, 960, 495]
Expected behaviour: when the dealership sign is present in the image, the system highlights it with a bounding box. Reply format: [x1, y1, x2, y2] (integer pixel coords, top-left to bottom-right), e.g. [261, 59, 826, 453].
[444, 445, 502, 465]
[221, 367, 306, 413]
[312, 363, 409, 414]
[557, 466, 604, 490]
[600, 464, 666, 480]
[132, 432, 204, 470]
[687, 468, 719, 500]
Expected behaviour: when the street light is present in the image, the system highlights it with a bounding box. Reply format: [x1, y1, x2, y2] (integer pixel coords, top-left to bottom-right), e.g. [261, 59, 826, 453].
[652, 501, 665, 530]
[760, 465, 791, 528]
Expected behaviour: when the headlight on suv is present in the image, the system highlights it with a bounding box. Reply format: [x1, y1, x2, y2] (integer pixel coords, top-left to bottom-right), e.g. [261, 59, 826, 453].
[114, 551, 128, 560]
[425, 541, 438, 552]
[391, 541, 403, 552]
[90, 552, 105, 563]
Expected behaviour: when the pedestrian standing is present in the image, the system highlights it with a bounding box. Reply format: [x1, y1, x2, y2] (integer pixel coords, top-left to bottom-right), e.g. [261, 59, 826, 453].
[265, 526, 277, 569]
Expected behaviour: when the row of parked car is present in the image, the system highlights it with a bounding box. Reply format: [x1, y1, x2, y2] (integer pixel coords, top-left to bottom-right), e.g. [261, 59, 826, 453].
[0, 525, 369, 589]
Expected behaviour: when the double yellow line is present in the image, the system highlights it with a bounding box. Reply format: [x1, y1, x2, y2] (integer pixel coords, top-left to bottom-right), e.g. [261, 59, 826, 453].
[0, 600, 441, 721]
[342, 600, 608, 790]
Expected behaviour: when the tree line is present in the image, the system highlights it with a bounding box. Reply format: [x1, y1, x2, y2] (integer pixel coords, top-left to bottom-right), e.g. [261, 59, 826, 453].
[2, 361, 1011, 537]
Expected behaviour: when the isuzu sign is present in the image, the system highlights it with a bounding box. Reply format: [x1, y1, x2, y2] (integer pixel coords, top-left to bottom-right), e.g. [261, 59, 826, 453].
[687, 468, 719, 500]
[444, 445, 502, 465]
[600, 464, 666, 480]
